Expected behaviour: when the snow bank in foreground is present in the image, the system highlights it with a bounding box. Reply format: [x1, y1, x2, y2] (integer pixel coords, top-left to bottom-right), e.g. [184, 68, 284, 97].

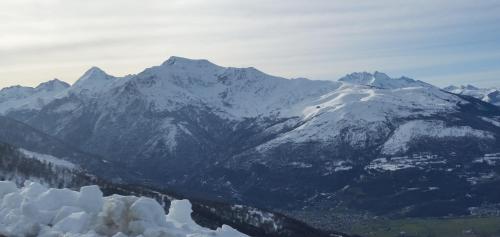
[0, 181, 247, 237]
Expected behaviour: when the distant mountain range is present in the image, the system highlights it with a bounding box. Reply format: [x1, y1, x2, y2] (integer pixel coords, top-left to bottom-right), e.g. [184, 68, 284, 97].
[1, 56, 500, 231]
[444, 85, 500, 106]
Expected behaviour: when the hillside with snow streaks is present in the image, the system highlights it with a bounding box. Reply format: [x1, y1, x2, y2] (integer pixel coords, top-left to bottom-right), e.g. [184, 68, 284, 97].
[0, 181, 246, 237]
[19, 148, 78, 169]
[381, 120, 495, 155]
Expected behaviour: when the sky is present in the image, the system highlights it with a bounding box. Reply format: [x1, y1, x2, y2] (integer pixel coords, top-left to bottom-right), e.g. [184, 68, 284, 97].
[1, 0, 500, 89]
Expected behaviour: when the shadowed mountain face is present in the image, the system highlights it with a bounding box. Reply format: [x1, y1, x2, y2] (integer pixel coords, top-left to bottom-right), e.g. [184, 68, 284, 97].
[0, 140, 351, 237]
[2, 56, 500, 229]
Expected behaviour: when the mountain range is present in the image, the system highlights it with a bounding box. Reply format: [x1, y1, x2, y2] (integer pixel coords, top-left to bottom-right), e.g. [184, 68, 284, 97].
[444, 84, 500, 107]
[1, 56, 500, 231]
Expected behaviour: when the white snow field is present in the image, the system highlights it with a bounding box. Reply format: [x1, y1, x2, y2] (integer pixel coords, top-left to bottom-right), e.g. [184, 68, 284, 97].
[0, 181, 247, 237]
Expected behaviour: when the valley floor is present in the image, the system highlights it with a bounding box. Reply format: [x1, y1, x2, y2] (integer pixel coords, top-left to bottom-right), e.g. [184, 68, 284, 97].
[348, 217, 500, 237]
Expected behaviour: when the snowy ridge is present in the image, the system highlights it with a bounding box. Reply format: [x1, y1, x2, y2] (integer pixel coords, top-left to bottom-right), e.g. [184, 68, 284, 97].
[69, 67, 131, 98]
[339, 71, 432, 89]
[78, 57, 473, 152]
[0, 180, 247, 237]
[128, 56, 339, 119]
[0, 57, 467, 122]
[0, 79, 69, 114]
[1, 56, 493, 157]
[257, 85, 465, 151]
[1, 56, 500, 227]
[444, 85, 500, 106]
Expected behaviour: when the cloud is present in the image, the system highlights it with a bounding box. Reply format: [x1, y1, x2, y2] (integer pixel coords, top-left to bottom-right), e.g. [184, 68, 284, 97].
[0, 0, 499, 88]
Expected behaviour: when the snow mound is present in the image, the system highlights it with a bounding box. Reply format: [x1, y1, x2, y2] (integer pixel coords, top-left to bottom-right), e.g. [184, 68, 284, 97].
[0, 181, 247, 237]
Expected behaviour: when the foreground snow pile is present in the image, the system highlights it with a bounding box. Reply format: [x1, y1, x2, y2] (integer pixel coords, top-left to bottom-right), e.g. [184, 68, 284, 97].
[0, 181, 247, 237]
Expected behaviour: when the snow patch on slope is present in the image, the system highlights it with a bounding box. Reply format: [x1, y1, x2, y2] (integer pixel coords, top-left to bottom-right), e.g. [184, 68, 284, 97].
[0, 180, 247, 237]
[381, 120, 494, 155]
[19, 148, 77, 169]
[366, 154, 446, 171]
[481, 117, 500, 127]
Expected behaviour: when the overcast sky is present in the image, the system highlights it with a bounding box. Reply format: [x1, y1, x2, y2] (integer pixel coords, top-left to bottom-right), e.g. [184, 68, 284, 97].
[1, 0, 499, 89]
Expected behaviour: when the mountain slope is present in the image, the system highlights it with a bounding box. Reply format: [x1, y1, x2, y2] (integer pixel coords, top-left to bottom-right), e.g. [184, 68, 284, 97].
[0, 129, 350, 237]
[0, 143, 247, 237]
[0, 79, 69, 118]
[2, 56, 500, 230]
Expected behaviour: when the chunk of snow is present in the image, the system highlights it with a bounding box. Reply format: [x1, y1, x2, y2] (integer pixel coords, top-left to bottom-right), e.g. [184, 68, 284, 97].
[53, 212, 91, 233]
[77, 185, 103, 213]
[0, 180, 248, 237]
[53, 206, 85, 224]
[0, 181, 17, 199]
[166, 199, 198, 227]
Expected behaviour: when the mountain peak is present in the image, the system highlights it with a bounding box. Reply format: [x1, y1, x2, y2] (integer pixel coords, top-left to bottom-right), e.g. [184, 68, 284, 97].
[82, 66, 108, 78]
[74, 66, 112, 85]
[373, 71, 391, 80]
[444, 85, 459, 91]
[0, 85, 32, 92]
[444, 84, 481, 92]
[35, 79, 70, 92]
[161, 56, 220, 69]
[71, 66, 116, 95]
[443, 84, 500, 106]
[339, 71, 432, 89]
[463, 84, 479, 90]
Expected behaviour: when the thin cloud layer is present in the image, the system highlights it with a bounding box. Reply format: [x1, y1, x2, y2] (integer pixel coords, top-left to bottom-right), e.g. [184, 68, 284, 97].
[1, 0, 499, 88]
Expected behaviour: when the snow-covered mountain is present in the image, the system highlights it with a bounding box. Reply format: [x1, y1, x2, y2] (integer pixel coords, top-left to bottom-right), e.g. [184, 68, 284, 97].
[339, 71, 433, 89]
[0, 79, 69, 115]
[444, 84, 500, 106]
[2, 56, 500, 230]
